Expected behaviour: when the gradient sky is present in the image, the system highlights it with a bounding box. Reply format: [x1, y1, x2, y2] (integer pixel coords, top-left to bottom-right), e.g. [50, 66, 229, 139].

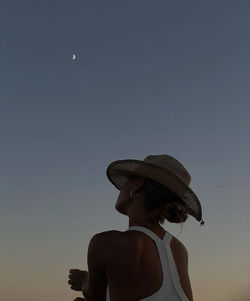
[1, 1, 250, 300]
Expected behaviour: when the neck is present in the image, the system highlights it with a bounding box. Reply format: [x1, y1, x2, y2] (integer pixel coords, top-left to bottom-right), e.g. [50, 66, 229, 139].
[128, 221, 160, 228]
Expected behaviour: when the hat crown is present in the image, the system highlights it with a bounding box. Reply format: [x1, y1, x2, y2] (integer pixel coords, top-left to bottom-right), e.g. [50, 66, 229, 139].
[143, 154, 191, 186]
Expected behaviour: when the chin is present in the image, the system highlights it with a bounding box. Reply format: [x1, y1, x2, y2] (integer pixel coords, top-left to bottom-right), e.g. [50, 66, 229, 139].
[115, 201, 127, 215]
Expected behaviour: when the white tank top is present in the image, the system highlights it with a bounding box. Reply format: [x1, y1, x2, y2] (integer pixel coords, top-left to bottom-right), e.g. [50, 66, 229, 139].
[106, 225, 189, 301]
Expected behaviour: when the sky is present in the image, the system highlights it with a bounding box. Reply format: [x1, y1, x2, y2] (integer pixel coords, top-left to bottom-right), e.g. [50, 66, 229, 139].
[0, 1, 250, 300]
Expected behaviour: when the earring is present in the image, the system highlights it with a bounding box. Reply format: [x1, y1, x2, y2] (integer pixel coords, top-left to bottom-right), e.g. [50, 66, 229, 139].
[129, 191, 137, 198]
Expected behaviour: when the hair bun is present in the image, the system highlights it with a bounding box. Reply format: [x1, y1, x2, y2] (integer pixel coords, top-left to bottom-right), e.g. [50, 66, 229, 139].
[164, 202, 188, 223]
[142, 177, 188, 225]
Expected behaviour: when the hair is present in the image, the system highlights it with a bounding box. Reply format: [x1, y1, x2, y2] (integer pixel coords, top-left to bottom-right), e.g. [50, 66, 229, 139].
[132, 175, 188, 226]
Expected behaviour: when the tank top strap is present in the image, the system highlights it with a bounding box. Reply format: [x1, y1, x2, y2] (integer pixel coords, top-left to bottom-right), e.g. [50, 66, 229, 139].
[127, 225, 173, 245]
[163, 229, 173, 245]
[126, 226, 164, 243]
[125, 226, 170, 300]
[125, 226, 189, 301]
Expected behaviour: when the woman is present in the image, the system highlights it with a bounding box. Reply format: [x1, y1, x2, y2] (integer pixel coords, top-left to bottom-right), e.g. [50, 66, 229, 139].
[68, 154, 204, 301]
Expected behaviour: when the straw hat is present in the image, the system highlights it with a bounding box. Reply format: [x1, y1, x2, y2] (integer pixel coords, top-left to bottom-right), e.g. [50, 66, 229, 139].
[106, 154, 204, 226]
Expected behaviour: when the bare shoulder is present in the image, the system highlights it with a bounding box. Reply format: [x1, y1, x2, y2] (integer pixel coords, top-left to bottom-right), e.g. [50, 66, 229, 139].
[90, 230, 121, 248]
[90, 230, 132, 265]
[92, 229, 137, 241]
[90, 230, 126, 249]
[92, 230, 121, 238]
[91, 230, 140, 253]
[170, 236, 193, 301]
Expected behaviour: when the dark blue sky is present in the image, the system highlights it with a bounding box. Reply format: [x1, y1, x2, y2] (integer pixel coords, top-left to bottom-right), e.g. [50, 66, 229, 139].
[1, 1, 250, 300]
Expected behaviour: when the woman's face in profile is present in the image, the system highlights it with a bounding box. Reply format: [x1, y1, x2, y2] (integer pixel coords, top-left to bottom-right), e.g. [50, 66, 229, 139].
[115, 176, 137, 214]
[115, 176, 144, 214]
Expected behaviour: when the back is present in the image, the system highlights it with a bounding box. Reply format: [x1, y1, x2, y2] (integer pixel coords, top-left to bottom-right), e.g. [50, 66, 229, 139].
[105, 226, 192, 301]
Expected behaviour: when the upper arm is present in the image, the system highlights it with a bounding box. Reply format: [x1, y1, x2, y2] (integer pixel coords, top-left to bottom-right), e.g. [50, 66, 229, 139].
[85, 233, 108, 301]
[171, 238, 193, 301]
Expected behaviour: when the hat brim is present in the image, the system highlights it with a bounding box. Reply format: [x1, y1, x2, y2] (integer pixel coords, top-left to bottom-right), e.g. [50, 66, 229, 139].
[106, 159, 202, 222]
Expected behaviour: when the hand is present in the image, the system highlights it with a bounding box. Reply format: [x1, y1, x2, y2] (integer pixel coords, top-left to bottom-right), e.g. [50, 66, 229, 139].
[68, 268, 89, 291]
